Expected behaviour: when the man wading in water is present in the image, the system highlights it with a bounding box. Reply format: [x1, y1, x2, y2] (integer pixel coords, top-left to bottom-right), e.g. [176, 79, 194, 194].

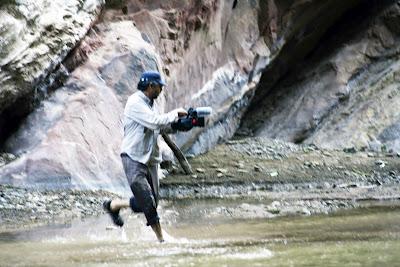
[103, 71, 191, 242]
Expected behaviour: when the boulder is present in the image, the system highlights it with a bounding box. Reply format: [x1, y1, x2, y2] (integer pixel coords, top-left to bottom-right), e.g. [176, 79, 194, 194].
[0, 21, 167, 194]
[0, 0, 104, 142]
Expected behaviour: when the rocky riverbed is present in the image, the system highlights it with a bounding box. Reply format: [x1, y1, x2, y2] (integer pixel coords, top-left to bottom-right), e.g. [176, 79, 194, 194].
[0, 185, 119, 231]
[164, 137, 400, 188]
[1, 137, 399, 231]
[161, 137, 400, 218]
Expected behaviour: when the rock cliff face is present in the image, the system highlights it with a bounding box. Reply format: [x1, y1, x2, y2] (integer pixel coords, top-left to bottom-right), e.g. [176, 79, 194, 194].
[0, 0, 104, 143]
[241, 0, 400, 153]
[1, 0, 399, 191]
[0, 20, 164, 194]
[105, 0, 364, 154]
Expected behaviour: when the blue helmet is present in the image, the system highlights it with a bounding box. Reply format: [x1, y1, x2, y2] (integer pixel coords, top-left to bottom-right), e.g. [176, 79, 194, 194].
[137, 71, 166, 91]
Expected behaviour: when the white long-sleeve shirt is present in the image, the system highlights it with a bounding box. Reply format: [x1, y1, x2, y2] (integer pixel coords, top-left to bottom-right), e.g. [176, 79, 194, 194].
[120, 91, 180, 165]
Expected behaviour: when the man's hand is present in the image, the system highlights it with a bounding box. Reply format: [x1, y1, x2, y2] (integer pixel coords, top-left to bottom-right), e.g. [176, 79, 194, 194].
[178, 111, 187, 117]
[175, 108, 187, 118]
[171, 118, 193, 132]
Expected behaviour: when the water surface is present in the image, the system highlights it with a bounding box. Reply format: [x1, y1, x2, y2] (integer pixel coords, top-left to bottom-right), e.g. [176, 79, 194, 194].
[0, 199, 399, 266]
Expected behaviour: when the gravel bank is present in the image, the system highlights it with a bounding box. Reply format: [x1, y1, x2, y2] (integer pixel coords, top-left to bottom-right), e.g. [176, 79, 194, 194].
[1, 137, 399, 230]
[0, 185, 120, 231]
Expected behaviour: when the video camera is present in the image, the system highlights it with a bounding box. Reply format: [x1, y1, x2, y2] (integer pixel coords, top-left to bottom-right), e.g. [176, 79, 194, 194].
[171, 107, 212, 131]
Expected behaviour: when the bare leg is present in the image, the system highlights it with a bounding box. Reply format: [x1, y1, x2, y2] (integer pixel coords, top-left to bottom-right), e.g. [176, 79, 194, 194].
[110, 199, 130, 211]
[151, 222, 164, 242]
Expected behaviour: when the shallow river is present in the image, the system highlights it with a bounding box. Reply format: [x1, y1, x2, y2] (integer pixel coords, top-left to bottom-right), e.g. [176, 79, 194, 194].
[0, 199, 399, 267]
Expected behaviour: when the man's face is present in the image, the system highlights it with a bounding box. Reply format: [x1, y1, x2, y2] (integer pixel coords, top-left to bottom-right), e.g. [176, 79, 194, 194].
[149, 83, 163, 99]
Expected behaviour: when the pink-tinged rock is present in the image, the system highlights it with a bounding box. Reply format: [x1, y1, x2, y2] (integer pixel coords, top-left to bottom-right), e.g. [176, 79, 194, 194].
[0, 21, 167, 194]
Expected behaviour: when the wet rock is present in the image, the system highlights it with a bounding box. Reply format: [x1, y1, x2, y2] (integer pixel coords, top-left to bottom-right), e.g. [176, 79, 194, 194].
[269, 171, 279, 177]
[234, 162, 245, 169]
[299, 208, 311, 216]
[216, 168, 228, 174]
[337, 183, 358, 188]
[324, 182, 331, 189]
[196, 168, 205, 173]
[375, 160, 387, 168]
[270, 201, 281, 207]
[254, 165, 262, 172]
[343, 147, 357, 153]
[266, 201, 281, 214]
[322, 151, 333, 157]
[304, 161, 321, 168]
[317, 182, 331, 189]
[225, 140, 240, 145]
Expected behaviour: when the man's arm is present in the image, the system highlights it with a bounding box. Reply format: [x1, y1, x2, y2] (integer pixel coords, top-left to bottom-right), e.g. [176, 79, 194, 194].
[125, 99, 186, 130]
